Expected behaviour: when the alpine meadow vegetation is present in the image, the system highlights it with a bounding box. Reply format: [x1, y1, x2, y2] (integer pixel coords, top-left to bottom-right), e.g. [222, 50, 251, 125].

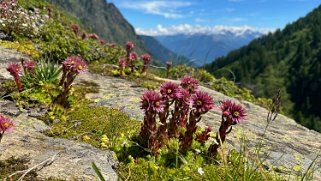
[0, 0, 319, 180]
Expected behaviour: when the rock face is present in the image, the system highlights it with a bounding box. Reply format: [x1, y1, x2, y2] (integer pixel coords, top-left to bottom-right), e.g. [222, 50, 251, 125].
[0, 47, 29, 79]
[1, 47, 321, 180]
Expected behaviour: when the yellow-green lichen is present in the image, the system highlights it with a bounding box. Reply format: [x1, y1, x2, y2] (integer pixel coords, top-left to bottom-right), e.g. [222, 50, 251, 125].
[0, 40, 40, 59]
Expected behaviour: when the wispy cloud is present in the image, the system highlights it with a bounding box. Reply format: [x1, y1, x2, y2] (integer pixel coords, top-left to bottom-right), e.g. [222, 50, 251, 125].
[120, 1, 192, 19]
[194, 18, 208, 23]
[136, 24, 274, 36]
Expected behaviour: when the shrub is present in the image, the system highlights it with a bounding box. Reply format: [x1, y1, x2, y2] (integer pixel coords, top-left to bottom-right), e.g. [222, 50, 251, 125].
[0, 0, 48, 40]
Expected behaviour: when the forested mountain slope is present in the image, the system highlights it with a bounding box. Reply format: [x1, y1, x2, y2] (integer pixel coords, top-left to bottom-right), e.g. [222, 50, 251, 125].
[205, 5, 321, 132]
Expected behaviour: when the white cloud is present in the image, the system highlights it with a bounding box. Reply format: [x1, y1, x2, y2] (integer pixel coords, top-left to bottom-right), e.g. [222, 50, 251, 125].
[136, 24, 275, 36]
[120, 1, 192, 19]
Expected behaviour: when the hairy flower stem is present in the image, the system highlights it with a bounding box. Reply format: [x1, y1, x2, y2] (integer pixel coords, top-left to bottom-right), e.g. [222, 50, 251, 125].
[141, 65, 148, 75]
[59, 71, 67, 86]
[168, 101, 181, 138]
[158, 103, 170, 146]
[119, 66, 124, 77]
[56, 72, 76, 107]
[14, 75, 23, 92]
[208, 116, 233, 157]
[140, 111, 159, 155]
[180, 112, 201, 152]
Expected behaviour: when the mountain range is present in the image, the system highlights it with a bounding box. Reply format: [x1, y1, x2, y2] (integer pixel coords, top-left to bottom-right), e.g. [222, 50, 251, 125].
[151, 29, 263, 66]
[204, 5, 321, 132]
[139, 35, 194, 66]
[46, 0, 192, 65]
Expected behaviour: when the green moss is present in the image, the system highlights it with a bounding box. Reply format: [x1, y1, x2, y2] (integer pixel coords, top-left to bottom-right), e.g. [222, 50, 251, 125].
[0, 80, 16, 98]
[0, 156, 65, 181]
[45, 96, 140, 149]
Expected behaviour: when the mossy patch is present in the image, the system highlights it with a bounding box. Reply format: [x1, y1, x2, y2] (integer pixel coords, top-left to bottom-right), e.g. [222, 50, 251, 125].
[45, 95, 140, 149]
[0, 79, 16, 98]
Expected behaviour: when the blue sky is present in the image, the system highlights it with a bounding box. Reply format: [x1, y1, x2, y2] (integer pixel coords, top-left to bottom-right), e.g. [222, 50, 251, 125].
[108, 0, 321, 35]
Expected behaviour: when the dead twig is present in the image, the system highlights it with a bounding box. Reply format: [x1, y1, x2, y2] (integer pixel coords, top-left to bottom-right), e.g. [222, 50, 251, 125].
[5, 152, 60, 181]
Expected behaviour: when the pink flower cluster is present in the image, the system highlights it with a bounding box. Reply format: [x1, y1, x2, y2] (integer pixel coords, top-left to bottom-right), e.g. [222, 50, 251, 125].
[119, 41, 152, 76]
[56, 56, 87, 107]
[208, 100, 246, 157]
[62, 56, 88, 74]
[139, 76, 246, 156]
[70, 24, 107, 46]
[0, 114, 13, 143]
[139, 76, 215, 155]
[6, 59, 38, 92]
[220, 100, 246, 124]
[141, 53, 152, 75]
[23, 60, 36, 72]
[126, 41, 134, 51]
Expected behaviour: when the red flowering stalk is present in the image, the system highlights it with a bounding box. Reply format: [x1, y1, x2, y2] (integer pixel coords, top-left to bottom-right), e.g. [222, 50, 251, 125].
[109, 43, 116, 48]
[158, 81, 179, 145]
[175, 88, 190, 129]
[6, 63, 23, 92]
[126, 41, 134, 52]
[129, 52, 138, 73]
[70, 24, 80, 35]
[140, 90, 164, 155]
[47, 6, 53, 19]
[81, 32, 88, 39]
[125, 41, 134, 74]
[141, 54, 152, 75]
[118, 58, 126, 77]
[0, 114, 13, 143]
[180, 76, 199, 93]
[22, 59, 36, 76]
[56, 56, 87, 107]
[196, 126, 212, 144]
[88, 33, 99, 40]
[99, 39, 106, 45]
[180, 91, 214, 151]
[208, 100, 246, 157]
[165, 61, 172, 78]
